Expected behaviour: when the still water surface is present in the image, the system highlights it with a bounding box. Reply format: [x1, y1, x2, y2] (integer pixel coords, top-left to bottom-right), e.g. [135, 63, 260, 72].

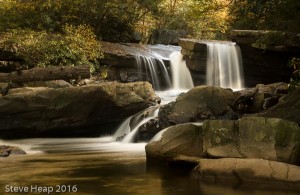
[0, 138, 297, 195]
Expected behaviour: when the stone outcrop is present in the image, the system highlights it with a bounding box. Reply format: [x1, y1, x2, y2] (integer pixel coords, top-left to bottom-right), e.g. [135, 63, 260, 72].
[259, 87, 300, 124]
[231, 30, 300, 52]
[191, 158, 300, 190]
[232, 82, 288, 115]
[0, 145, 26, 157]
[139, 83, 292, 142]
[205, 117, 300, 164]
[231, 30, 299, 87]
[146, 117, 300, 165]
[160, 86, 237, 125]
[99, 41, 137, 69]
[178, 39, 208, 85]
[0, 81, 159, 138]
[146, 116, 300, 191]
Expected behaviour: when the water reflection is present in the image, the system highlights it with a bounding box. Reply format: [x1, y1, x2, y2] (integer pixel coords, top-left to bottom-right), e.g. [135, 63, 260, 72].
[0, 138, 298, 195]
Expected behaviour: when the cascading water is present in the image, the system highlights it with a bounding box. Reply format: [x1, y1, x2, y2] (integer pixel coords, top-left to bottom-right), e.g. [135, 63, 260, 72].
[113, 106, 159, 143]
[169, 51, 194, 90]
[121, 44, 175, 90]
[135, 56, 171, 90]
[206, 42, 244, 90]
[121, 44, 195, 91]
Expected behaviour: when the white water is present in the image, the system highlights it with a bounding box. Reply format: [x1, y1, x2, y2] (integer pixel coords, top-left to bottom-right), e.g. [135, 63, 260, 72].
[122, 108, 159, 143]
[0, 138, 146, 154]
[121, 44, 195, 91]
[170, 51, 194, 90]
[206, 42, 244, 90]
[135, 56, 172, 90]
[112, 106, 160, 143]
[121, 44, 176, 90]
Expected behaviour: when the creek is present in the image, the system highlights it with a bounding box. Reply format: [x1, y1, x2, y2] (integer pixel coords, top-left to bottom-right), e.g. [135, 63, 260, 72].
[0, 42, 276, 195]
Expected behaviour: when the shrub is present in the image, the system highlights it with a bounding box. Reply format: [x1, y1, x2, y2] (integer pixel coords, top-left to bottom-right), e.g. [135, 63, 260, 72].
[0, 24, 103, 71]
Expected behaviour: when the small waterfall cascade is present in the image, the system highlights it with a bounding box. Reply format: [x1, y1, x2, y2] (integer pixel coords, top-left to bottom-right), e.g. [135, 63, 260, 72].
[113, 106, 159, 143]
[121, 44, 176, 90]
[206, 42, 244, 90]
[135, 56, 171, 90]
[169, 51, 194, 90]
[121, 44, 195, 91]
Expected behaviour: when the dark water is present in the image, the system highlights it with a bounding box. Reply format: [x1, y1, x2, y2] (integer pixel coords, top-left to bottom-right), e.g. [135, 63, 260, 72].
[0, 138, 297, 195]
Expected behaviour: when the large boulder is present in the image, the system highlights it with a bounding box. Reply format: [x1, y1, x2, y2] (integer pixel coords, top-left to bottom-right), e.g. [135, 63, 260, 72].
[146, 117, 300, 165]
[205, 117, 300, 164]
[0, 81, 159, 138]
[191, 158, 300, 191]
[140, 86, 238, 142]
[145, 124, 204, 161]
[259, 87, 300, 124]
[160, 86, 237, 125]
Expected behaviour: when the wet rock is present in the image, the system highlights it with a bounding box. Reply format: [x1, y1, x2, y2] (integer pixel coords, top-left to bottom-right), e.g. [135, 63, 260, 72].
[232, 83, 288, 115]
[145, 124, 204, 161]
[203, 120, 242, 158]
[0, 145, 26, 157]
[256, 82, 289, 95]
[146, 117, 300, 165]
[205, 117, 300, 164]
[0, 81, 159, 138]
[259, 87, 300, 124]
[231, 30, 298, 87]
[263, 96, 279, 110]
[161, 86, 238, 124]
[24, 80, 72, 89]
[191, 158, 300, 191]
[137, 118, 162, 142]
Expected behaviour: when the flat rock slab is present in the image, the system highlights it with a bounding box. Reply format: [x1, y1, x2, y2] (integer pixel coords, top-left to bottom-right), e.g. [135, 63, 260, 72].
[191, 158, 300, 191]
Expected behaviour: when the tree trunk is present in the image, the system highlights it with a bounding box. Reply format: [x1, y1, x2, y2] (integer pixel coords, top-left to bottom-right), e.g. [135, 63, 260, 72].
[0, 65, 90, 83]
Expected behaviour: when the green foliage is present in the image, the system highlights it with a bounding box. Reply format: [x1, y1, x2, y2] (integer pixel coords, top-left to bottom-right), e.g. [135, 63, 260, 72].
[0, 0, 161, 42]
[149, 0, 232, 39]
[0, 25, 103, 71]
[288, 57, 300, 90]
[229, 0, 300, 33]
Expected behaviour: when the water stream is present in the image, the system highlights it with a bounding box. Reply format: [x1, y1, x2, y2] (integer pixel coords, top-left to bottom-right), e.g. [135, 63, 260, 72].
[206, 42, 244, 90]
[0, 42, 257, 194]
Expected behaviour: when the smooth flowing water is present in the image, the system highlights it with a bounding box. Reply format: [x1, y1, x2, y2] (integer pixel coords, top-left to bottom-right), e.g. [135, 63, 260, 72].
[121, 44, 194, 91]
[170, 52, 194, 90]
[121, 44, 177, 90]
[0, 138, 296, 195]
[206, 42, 244, 90]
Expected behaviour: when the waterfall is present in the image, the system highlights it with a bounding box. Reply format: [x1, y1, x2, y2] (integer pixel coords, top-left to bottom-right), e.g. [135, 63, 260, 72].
[206, 42, 244, 90]
[120, 44, 195, 91]
[113, 106, 159, 143]
[135, 56, 172, 90]
[169, 51, 194, 90]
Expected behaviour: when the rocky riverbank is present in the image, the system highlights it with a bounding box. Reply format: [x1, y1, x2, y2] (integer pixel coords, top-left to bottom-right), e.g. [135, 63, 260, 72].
[145, 84, 300, 191]
[0, 81, 159, 139]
